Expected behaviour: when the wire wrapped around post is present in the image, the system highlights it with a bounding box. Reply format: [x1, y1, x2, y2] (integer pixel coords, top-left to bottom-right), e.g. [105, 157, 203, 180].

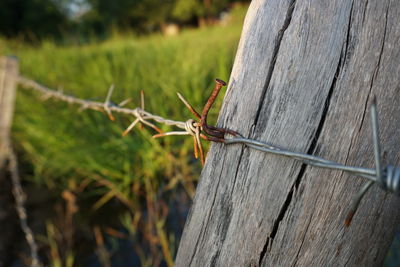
[17, 76, 400, 226]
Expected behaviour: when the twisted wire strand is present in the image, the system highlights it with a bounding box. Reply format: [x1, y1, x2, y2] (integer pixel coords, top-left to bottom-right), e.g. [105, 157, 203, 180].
[17, 76, 187, 130]
[224, 137, 377, 180]
[225, 137, 400, 195]
[383, 165, 400, 195]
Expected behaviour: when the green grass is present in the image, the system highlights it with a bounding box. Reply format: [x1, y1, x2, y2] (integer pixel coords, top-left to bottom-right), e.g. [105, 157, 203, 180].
[3, 4, 248, 265]
[12, 17, 243, 188]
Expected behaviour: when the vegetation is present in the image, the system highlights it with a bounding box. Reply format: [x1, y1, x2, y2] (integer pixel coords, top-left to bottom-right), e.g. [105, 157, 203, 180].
[0, 0, 249, 42]
[0, 0, 68, 40]
[2, 4, 247, 266]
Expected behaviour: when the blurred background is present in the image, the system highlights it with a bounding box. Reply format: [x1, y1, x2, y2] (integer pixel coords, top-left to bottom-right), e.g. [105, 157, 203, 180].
[0, 0, 399, 266]
[0, 0, 248, 43]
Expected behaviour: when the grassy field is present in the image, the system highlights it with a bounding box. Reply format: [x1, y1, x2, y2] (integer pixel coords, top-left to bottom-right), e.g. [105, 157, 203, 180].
[1, 5, 247, 266]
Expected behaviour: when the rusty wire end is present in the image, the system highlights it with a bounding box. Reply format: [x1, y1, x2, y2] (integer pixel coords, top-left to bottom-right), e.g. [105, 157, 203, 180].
[344, 180, 374, 227]
[199, 79, 240, 142]
[193, 136, 199, 159]
[344, 211, 354, 227]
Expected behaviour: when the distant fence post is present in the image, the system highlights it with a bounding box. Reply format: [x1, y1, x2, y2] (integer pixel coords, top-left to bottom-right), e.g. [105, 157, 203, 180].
[0, 56, 19, 265]
[0, 57, 41, 267]
[0, 56, 19, 169]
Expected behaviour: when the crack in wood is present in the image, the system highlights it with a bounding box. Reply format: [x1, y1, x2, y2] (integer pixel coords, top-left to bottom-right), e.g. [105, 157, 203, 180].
[290, 202, 315, 267]
[253, 0, 297, 129]
[256, 1, 300, 264]
[358, 0, 389, 132]
[343, 1, 355, 65]
[258, 16, 349, 265]
[342, 1, 367, 168]
[230, 147, 246, 196]
[188, 149, 227, 266]
[205, 145, 247, 265]
[362, 0, 369, 27]
[259, 2, 393, 262]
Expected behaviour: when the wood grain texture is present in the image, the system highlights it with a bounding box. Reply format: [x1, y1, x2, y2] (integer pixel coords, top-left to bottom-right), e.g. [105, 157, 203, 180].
[175, 0, 400, 266]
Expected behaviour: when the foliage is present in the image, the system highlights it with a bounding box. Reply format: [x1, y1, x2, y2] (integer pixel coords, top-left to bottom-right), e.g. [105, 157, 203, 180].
[0, 0, 68, 40]
[172, 0, 203, 22]
[171, 0, 229, 22]
[4, 4, 248, 265]
[0, 0, 250, 41]
[82, 0, 174, 33]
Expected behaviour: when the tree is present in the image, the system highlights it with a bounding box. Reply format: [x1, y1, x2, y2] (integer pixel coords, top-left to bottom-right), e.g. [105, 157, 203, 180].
[175, 0, 400, 266]
[172, 0, 203, 22]
[0, 0, 68, 40]
[82, 0, 175, 34]
[0, 0, 248, 40]
[172, 0, 229, 24]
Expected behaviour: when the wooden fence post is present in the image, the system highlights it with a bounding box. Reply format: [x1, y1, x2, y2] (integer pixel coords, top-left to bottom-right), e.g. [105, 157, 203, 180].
[0, 56, 19, 169]
[0, 56, 20, 266]
[176, 0, 400, 266]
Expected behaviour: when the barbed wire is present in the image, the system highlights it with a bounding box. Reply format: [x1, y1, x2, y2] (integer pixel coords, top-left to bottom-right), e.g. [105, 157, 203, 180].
[18, 77, 187, 130]
[16, 76, 400, 226]
[17, 76, 208, 164]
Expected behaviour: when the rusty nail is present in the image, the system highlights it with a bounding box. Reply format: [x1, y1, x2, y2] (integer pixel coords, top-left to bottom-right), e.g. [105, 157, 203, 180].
[201, 79, 226, 138]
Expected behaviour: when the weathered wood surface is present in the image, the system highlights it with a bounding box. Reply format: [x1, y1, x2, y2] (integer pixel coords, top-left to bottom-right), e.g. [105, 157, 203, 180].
[176, 0, 400, 266]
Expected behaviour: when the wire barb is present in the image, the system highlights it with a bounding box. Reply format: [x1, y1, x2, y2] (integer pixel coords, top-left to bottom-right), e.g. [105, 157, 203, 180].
[104, 85, 116, 121]
[118, 98, 132, 107]
[344, 97, 382, 225]
[139, 90, 145, 130]
[371, 97, 383, 187]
